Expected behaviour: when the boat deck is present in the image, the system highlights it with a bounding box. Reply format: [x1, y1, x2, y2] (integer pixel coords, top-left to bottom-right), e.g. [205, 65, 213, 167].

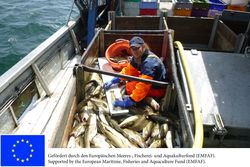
[185, 50, 250, 145]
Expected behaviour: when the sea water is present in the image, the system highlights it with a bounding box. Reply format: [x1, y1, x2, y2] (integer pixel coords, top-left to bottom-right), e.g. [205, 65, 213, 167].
[0, 0, 78, 76]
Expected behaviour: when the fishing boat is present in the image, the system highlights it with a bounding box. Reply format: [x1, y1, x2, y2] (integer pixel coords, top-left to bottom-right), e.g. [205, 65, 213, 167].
[0, 0, 250, 148]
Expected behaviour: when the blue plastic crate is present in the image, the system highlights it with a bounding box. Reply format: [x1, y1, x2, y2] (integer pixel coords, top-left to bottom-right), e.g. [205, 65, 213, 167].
[209, 0, 226, 11]
[139, 2, 158, 9]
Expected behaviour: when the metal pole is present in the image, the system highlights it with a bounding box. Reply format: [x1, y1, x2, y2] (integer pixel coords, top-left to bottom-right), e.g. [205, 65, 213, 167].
[32, 64, 52, 96]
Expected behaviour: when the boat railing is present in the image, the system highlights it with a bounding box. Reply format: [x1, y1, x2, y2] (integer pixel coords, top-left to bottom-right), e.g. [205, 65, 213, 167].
[106, 12, 168, 31]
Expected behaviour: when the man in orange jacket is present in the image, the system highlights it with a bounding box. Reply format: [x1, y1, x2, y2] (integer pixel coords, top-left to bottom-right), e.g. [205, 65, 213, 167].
[104, 36, 167, 108]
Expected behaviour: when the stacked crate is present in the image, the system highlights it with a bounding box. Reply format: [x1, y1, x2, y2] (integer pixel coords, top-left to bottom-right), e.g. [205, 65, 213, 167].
[191, 0, 210, 17]
[123, 0, 140, 16]
[159, 0, 174, 16]
[139, 0, 159, 15]
[207, 0, 226, 17]
[173, 0, 193, 16]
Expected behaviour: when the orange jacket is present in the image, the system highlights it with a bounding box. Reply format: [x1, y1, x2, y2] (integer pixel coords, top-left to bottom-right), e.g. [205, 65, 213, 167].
[120, 50, 166, 102]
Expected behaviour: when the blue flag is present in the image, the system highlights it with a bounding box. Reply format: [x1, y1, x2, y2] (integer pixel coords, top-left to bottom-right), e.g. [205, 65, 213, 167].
[1, 135, 45, 166]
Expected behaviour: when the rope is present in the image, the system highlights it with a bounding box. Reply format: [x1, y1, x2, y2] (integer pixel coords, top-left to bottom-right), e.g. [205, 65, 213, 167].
[66, 0, 76, 26]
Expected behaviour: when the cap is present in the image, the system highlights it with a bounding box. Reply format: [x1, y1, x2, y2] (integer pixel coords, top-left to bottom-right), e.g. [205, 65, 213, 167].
[129, 36, 144, 48]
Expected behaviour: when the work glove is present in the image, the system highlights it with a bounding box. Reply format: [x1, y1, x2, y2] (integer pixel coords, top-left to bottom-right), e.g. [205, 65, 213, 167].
[113, 96, 135, 108]
[103, 77, 120, 90]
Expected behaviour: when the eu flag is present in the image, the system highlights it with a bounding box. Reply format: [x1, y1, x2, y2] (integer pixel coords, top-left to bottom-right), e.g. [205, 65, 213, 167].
[1, 135, 45, 166]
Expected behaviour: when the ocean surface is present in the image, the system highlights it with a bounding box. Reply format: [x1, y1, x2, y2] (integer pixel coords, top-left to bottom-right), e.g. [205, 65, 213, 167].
[0, 0, 78, 76]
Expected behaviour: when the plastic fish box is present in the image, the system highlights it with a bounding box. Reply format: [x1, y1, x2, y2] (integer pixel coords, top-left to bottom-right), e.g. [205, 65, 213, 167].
[124, 8, 140, 16]
[139, 2, 159, 9]
[140, 9, 158, 15]
[173, 0, 193, 10]
[207, 9, 223, 17]
[192, 0, 210, 10]
[124, 1, 140, 9]
[209, 0, 226, 11]
[191, 9, 209, 16]
[174, 9, 192, 16]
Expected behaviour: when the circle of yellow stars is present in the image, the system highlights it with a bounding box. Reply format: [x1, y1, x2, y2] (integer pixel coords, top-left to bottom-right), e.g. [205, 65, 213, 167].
[12, 139, 34, 163]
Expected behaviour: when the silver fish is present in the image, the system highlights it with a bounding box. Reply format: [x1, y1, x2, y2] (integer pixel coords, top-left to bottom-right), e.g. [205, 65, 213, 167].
[123, 128, 147, 148]
[67, 136, 76, 148]
[151, 123, 160, 138]
[90, 97, 109, 113]
[166, 130, 173, 148]
[130, 115, 149, 132]
[142, 121, 154, 140]
[89, 72, 103, 86]
[119, 115, 141, 128]
[90, 133, 114, 148]
[143, 97, 160, 111]
[75, 135, 84, 148]
[105, 115, 142, 147]
[84, 113, 97, 148]
[70, 122, 87, 137]
[160, 123, 168, 139]
[149, 139, 162, 148]
[98, 121, 137, 148]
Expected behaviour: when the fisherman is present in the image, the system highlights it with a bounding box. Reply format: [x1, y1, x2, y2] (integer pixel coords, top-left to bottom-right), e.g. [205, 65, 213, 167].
[104, 36, 167, 108]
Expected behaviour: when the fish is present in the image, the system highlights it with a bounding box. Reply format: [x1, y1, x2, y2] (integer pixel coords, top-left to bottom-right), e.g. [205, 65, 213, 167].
[67, 136, 76, 148]
[89, 72, 103, 86]
[143, 97, 160, 111]
[159, 123, 169, 139]
[146, 114, 177, 127]
[97, 106, 109, 125]
[119, 115, 141, 128]
[84, 113, 97, 148]
[142, 121, 154, 140]
[77, 97, 92, 112]
[90, 133, 114, 148]
[110, 90, 117, 101]
[145, 137, 153, 146]
[98, 121, 137, 148]
[109, 56, 128, 63]
[85, 80, 98, 97]
[123, 128, 147, 148]
[90, 98, 109, 113]
[73, 113, 81, 124]
[70, 122, 87, 137]
[72, 119, 80, 128]
[130, 114, 149, 132]
[149, 139, 162, 148]
[91, 85, 102, 97]
[166, 130, 173, 148]
[105, 115, 143, 147]
[75, 135, 84, 148]
[151, 123, 160, 138]
[80, 101, 95, 122]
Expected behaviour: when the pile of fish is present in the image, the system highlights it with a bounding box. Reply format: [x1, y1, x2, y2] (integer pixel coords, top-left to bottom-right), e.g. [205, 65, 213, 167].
[109, 49, 131, 64]
[67, 72, 182, 148]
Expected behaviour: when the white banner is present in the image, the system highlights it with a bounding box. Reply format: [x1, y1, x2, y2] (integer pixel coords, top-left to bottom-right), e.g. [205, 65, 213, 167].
[46, 148, 250, 167]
